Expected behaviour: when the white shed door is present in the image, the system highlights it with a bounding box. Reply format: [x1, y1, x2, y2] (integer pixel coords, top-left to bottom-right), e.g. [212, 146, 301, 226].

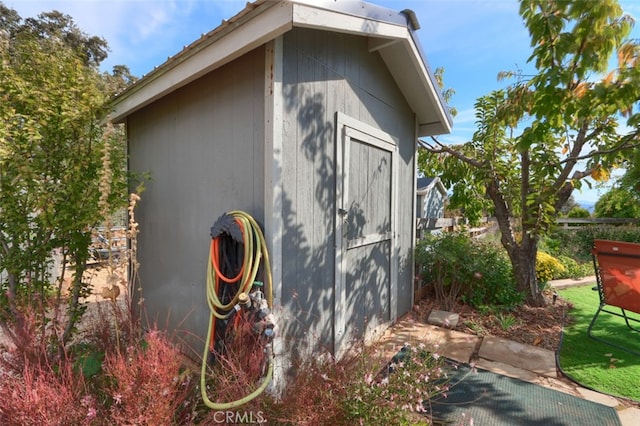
[334, 113, 397, 356]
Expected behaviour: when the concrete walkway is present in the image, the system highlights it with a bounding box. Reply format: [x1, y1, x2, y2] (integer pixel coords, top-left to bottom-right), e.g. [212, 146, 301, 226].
[376, 276, 640, 425]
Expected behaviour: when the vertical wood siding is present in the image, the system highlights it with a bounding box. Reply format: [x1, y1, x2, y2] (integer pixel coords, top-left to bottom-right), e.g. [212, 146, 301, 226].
[127, 27, 420, 358]
[127, 47, 266, 344]
[280, 28, 415, 354]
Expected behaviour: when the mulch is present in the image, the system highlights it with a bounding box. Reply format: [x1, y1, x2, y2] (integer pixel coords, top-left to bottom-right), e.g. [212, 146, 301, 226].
[411, 290, 572, 352]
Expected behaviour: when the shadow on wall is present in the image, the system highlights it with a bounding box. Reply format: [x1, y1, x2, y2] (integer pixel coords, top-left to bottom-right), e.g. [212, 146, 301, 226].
[278, 84, 335, 362]
[277, 85, 393, 365]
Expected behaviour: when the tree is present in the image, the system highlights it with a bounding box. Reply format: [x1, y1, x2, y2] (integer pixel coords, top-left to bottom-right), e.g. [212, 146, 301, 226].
[0, 4, 130, 347]
[617, 145, 640, 194]
[558, 194, 579, 215]
[419, 0, 640, 306]
[566, 206, 591, 218]
[594, 187, 640, 218]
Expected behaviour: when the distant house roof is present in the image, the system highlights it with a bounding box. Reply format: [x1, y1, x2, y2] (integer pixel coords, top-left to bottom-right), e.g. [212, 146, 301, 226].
[110, 0, 452, 137]
[417, 176, 446, 196]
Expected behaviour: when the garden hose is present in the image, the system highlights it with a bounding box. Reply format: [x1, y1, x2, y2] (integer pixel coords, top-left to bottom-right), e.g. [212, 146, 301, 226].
[200, 210, 274, 410]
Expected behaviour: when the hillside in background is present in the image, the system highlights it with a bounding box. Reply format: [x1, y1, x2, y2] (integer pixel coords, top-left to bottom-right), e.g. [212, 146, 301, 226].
[576, 201, 595, 212]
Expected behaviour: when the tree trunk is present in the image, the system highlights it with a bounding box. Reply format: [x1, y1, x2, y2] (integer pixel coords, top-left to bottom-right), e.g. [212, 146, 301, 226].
[510, 244, 545, 307]
[61, 253, 87, 346]
[490, 205, 545, 307]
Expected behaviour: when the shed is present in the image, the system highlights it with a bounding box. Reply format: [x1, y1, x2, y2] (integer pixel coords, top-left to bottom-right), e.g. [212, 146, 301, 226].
[416, 177, 447, 220]
[111, 0, 451, 362]
[416, 176, 448, 238]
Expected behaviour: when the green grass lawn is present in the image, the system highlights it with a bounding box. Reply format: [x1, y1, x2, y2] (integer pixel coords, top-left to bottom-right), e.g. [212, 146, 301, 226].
[558, 285, 640, 401]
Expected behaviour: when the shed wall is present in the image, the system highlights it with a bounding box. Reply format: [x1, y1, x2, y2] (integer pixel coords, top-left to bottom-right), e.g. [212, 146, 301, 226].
[127, 47, 266, 342]
[279, 28, 416, 353]
[423, 188, 446, 219]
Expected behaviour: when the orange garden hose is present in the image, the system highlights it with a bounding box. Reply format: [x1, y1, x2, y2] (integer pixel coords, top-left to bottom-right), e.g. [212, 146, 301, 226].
[201, 210, 274, 410]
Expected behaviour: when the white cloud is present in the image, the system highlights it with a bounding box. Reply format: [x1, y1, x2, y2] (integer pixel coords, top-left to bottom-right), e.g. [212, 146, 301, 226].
[436, 134, 470, 145]
[451, 108, 476, 125]
[6, 0, 247, 75]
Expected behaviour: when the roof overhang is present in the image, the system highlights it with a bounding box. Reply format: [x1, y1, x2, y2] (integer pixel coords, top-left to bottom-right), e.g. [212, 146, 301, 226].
[417, 177, 447, 196]
[110, 0, 452, 137]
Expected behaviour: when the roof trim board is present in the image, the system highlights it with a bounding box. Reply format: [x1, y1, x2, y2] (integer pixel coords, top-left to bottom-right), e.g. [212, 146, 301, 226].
[111, 1, 290, 121]
[110, 0, 452, 136]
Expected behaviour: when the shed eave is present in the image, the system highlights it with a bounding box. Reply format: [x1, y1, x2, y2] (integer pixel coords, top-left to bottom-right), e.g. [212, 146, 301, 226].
[417, 176, 448, 196]
[110, 0, 453, 133]
[110, 0, 289, 122]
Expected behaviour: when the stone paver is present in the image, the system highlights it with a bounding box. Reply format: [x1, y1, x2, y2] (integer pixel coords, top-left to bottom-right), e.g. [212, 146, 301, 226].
[427, 310, 459, 328]
[376, 310, 640, 426]
[548, 275, 596, 289]
[478, 335, 557, 377]
[377, 320, 479, 364]
[475, 358, 539, 382]
[576, 387, 621, 408]
[618, 407, 640, 426]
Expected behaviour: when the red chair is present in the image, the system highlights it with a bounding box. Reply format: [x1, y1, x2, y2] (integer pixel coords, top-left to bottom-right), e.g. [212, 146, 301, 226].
[589, 239, 640, 356]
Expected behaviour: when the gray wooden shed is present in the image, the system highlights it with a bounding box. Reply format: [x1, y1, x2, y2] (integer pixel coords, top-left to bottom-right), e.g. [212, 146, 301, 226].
[417, 177, 447, 220]
[111, 0, 451, 361]
[416, 176, 448, 238]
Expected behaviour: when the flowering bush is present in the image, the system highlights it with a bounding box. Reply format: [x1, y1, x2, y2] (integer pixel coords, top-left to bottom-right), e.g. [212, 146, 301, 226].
[342, 342, 451, 425]
[535, 252, 565, 284]
[104, 329, 194, 425]
[0, 358, 94, 426]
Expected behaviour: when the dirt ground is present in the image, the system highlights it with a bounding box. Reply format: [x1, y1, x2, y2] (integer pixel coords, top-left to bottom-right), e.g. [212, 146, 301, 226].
[411, 290, 570, 352]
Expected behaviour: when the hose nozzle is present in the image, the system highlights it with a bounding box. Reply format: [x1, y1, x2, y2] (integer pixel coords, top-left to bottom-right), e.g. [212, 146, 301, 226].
[238, 292, 251, 308]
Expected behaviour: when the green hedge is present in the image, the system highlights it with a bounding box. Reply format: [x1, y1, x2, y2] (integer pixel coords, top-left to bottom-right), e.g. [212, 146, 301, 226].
[416, 233, 521, 312]
[543, 224, 640, 262]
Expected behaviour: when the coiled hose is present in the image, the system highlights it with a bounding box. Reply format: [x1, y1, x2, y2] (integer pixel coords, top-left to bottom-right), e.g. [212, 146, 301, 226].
[200, 210, 273, 409]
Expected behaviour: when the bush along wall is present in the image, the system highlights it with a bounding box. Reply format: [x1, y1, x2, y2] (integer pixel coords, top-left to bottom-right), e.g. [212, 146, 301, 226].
[415, 233, 521, 312]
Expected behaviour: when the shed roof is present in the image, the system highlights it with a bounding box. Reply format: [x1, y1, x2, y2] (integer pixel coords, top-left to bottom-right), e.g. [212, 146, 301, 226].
[110, 0, 452, 137]
[417, 176, 447, 196]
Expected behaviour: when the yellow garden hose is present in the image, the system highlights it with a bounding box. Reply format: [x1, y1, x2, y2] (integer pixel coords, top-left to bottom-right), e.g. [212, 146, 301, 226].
[200, 210, 274, 409]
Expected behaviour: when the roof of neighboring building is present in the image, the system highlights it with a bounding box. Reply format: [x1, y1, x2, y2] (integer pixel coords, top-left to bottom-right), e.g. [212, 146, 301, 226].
[417, 176, 447, 195]
[110, 0, 452, 137]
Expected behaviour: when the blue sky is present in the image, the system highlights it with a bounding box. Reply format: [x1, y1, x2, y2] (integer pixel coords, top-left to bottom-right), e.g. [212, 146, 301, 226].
[8, 0, 640, 202]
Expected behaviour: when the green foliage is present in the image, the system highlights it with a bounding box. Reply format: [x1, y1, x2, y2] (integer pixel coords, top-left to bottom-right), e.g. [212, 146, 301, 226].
[71, 343, 104, 379]
[535, 252, 565, 284]
[554, 255, 592, 279]
[571, 224, 640, 260]
[594, 187, 640, 218]
[463, 241, 523, 311]
[495, 313, 518, 331]
[416, 233, 476, 310]
[7, 9, 109, 67]
[0, 5, 131, 347]
[539, 230, 591, 277]
[567, 206, 591, 218]
[418, 0, 640, 306]
[416, 233, 522, 311]
[341, 344, 445, 424]
[542, 224, 640, 264]
[618, 148, 640, 196]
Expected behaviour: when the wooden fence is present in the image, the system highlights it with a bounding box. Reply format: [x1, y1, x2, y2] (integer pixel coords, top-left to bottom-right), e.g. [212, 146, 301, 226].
[416, 217, 497, 239]
[556, 217, 640, 230]
[417, 216, 639, 239]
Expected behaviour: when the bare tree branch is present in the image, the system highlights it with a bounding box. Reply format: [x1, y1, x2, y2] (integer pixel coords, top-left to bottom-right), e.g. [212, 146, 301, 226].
[560, 131, 640, 164]
[419, 136, 487, 169]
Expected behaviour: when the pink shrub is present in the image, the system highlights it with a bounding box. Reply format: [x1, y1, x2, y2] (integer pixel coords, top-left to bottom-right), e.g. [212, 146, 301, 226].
[0, 358, 97, 425]
[103, 328, 192, 425]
